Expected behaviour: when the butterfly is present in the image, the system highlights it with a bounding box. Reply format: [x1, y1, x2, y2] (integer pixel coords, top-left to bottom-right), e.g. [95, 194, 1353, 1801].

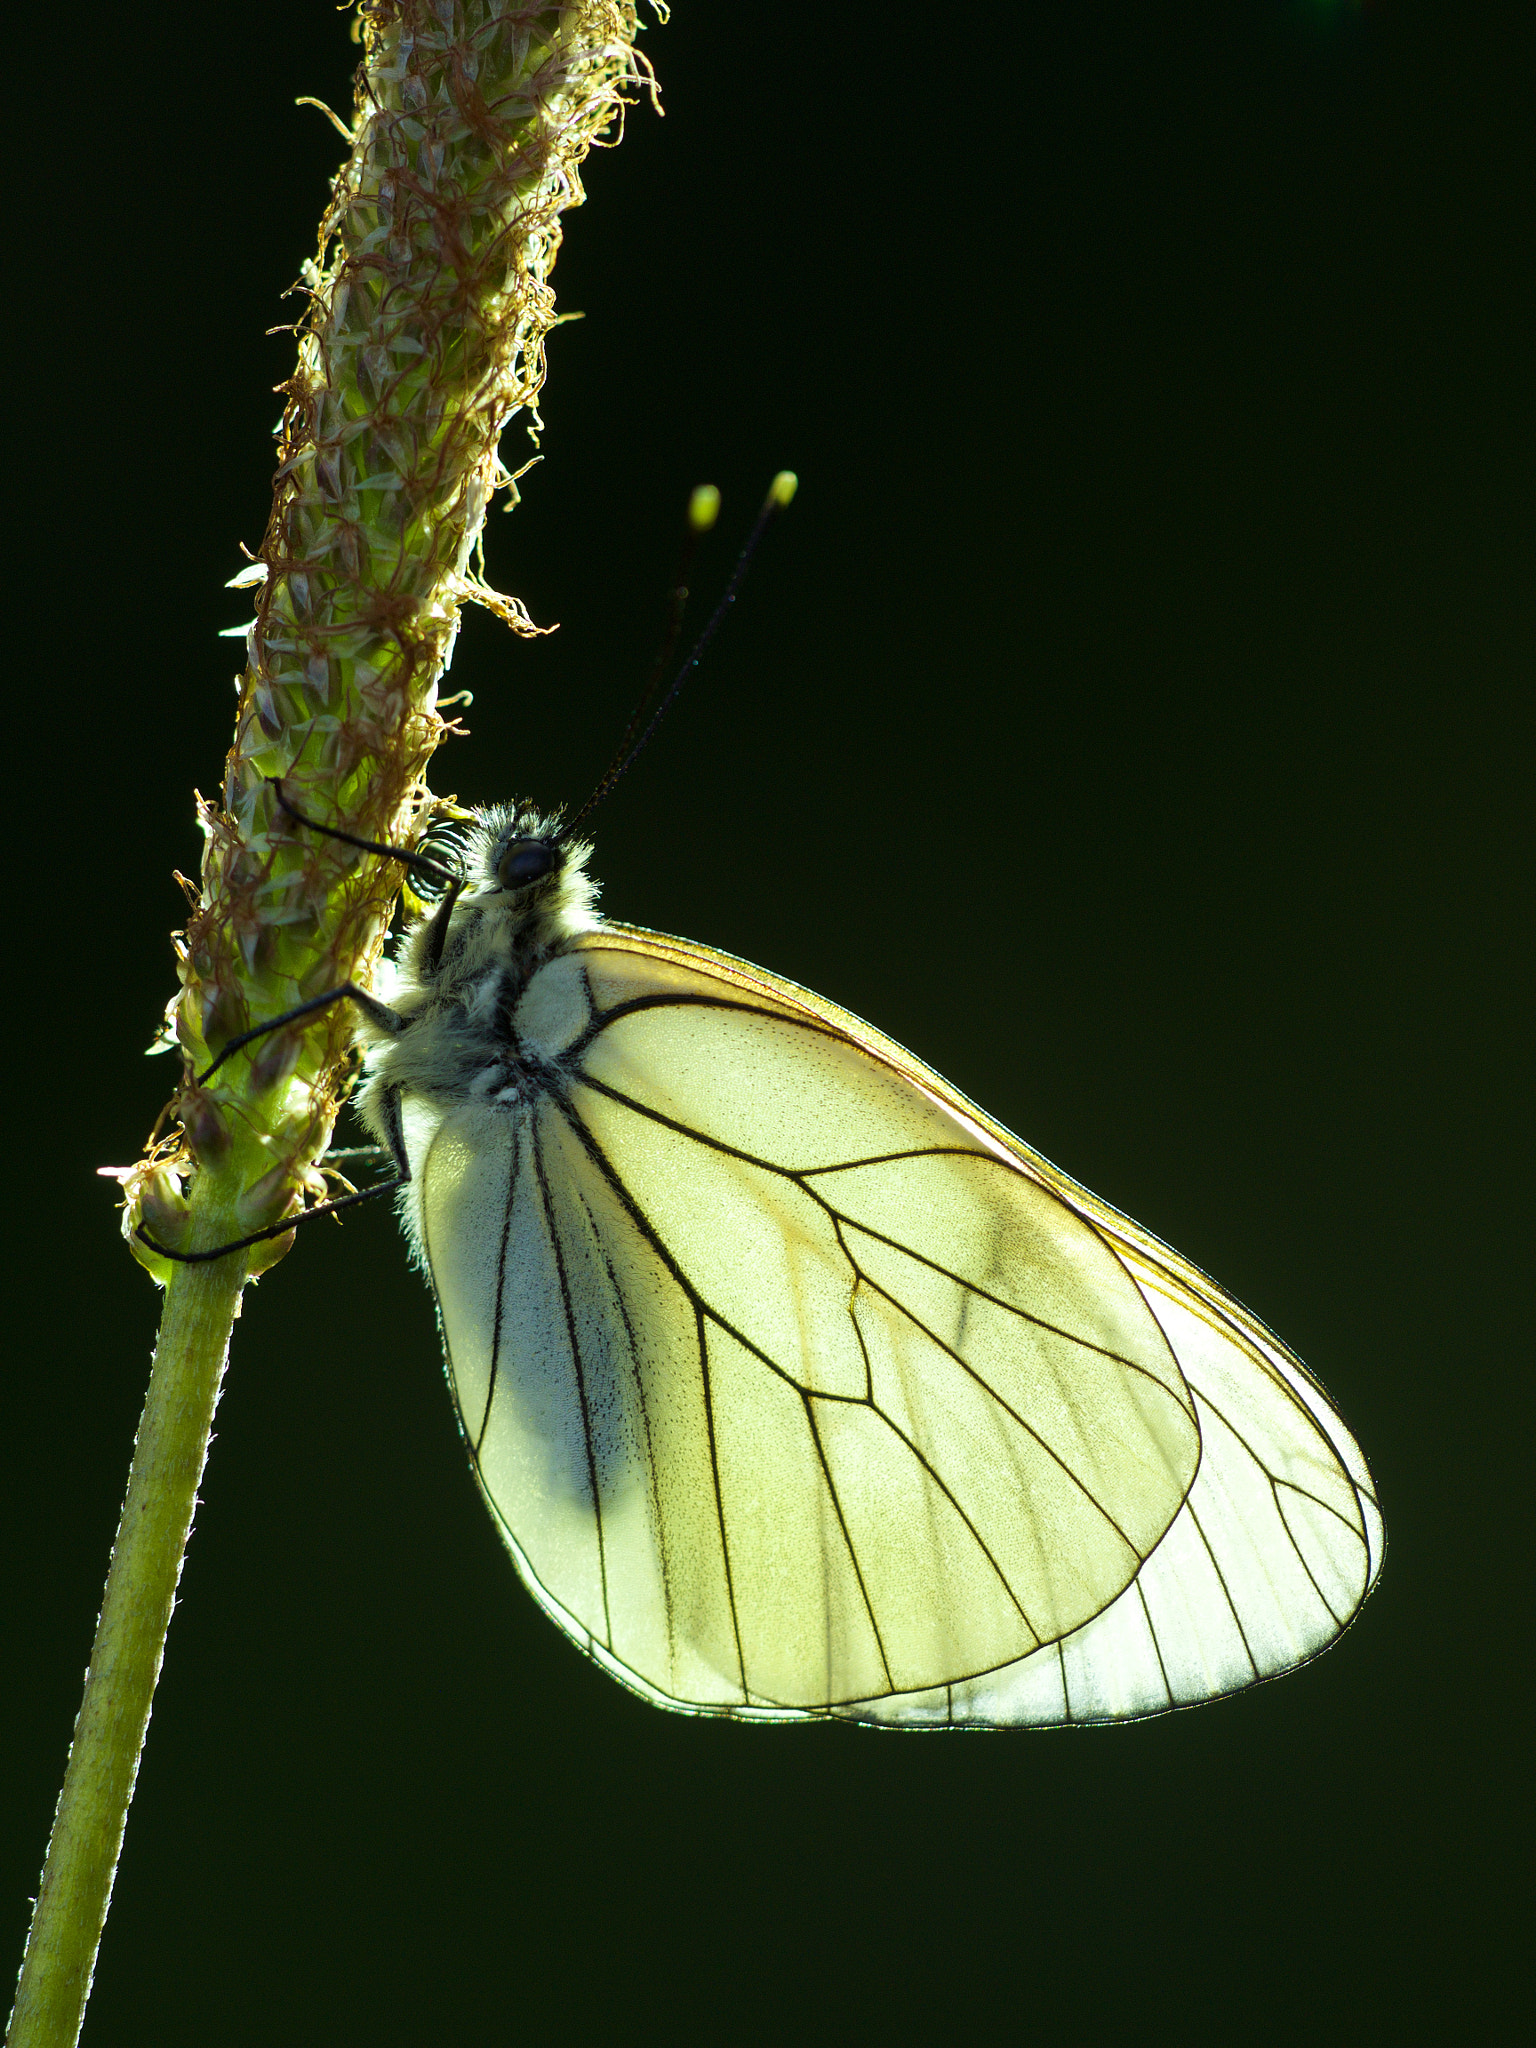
[220, 795, 1378, 1729]
[154, 471, 1381, 1726]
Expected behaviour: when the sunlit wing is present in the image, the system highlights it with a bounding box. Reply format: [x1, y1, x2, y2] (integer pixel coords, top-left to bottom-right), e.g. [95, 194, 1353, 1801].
[413, 928, 1382, 1725]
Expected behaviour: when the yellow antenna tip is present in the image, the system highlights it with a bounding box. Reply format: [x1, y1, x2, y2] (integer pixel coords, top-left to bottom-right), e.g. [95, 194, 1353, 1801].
[768, 470, 799, 508]
[688, 484, 722, 531]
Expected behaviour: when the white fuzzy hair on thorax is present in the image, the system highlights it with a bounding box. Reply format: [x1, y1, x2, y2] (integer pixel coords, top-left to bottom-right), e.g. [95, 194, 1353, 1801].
[351, 801, 603, 1135]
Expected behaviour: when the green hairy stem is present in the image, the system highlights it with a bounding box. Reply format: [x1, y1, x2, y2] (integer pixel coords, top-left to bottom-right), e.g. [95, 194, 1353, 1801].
[8, 7, 650, 2042]
[6, 1247, 246, 2048]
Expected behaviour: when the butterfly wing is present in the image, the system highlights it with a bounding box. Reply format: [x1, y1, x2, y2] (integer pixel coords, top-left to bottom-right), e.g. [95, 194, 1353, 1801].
[845, 1248, 1385, 1725]
[415, 927, 1381, 1724]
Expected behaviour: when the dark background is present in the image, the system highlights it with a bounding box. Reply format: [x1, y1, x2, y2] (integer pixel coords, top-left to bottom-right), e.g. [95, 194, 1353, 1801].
[4, 2, 1528, 2039]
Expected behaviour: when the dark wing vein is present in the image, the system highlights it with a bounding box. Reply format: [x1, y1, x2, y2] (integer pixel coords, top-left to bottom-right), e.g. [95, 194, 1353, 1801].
[1196, 1384, 1368, 1547]
[836, 1394, 1043, 1646]
[557, 1071, 1048, 1689]
[843, 1260, 875, 1402]
[531, 1119, 611, 1650]
[1194, 1392, 1364, 1630]
[571, 1068, 948, 1181]
[1088, 1214, 1382, 1553]
[845, 1252, 1148, 1567]
[818, 1192, 1184, 1403]
[1179, 1308, 1380, 1545]
[1272, 1494, 1346, 1629]
[800, 1395, 895, 1695]
[567, 989, 858, 1064]
[696, 1313, 748, 1697]
[480, 1114, 521, 1456]
[1135, 1581, 1176, 1707]
[570, 1180, 680, 1666]
[556, 1085, 850, 1407]
[576, 1069, 1182, 1414]
[1186, 1497, 1260, 1680]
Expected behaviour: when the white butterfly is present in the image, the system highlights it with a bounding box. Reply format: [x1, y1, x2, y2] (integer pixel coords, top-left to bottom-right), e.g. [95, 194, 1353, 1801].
[313, 801, 1381, 1728]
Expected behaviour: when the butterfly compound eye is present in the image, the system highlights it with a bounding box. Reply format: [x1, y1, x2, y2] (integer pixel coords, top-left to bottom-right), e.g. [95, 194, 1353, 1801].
[496, 839, 557, 890]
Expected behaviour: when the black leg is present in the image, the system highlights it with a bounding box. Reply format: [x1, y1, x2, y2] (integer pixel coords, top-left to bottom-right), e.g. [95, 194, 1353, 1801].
[197, 982, 405, 1086]
[372, 1082, 410, 1183]
[137, 1087, 410, 1265]
[420, 877, 465, 977]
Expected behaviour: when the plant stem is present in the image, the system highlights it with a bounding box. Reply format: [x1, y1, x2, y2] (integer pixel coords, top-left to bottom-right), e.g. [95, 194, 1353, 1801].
[7, 1207, 247, 2048]
[9, 9, 650, 2041]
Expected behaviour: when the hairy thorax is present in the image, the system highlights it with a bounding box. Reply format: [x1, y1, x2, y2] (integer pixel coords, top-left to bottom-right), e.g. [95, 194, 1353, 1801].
[355, 838, 601, 1135]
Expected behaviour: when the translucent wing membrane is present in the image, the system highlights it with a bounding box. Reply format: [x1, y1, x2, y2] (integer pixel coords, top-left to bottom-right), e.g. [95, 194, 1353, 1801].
[851, 1262, 1383, 1726]
[412, 932, 1382, 1726]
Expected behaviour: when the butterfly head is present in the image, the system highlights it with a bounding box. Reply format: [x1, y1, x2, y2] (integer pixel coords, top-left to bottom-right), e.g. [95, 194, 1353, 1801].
[389, 800, 601, 1000]
[458, 801, 600, 952]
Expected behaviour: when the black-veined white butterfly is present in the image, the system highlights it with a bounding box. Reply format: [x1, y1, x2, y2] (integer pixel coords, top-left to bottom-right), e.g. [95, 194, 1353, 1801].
[158, 473, 1381, 1728]
[186, 788, 1378, 1729]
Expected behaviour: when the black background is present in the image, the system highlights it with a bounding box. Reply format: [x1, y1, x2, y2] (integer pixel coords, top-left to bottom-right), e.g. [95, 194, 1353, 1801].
[4, 3, 1528, 2040]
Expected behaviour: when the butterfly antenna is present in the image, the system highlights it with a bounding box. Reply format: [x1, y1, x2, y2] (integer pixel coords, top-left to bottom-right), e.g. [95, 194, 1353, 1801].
[557, 470, 798, 845]
[607, 481, 721, 768]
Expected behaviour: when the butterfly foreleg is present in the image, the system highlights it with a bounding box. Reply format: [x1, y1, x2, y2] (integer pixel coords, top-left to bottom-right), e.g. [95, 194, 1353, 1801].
[197, 982, 406, 1086]
[137, 1082, 411, 1265]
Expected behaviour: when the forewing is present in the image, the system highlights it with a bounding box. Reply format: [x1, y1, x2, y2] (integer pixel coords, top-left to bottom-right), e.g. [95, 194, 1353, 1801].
[562, 931, 1383, 1724]
[420, 931, 1379, 1725]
